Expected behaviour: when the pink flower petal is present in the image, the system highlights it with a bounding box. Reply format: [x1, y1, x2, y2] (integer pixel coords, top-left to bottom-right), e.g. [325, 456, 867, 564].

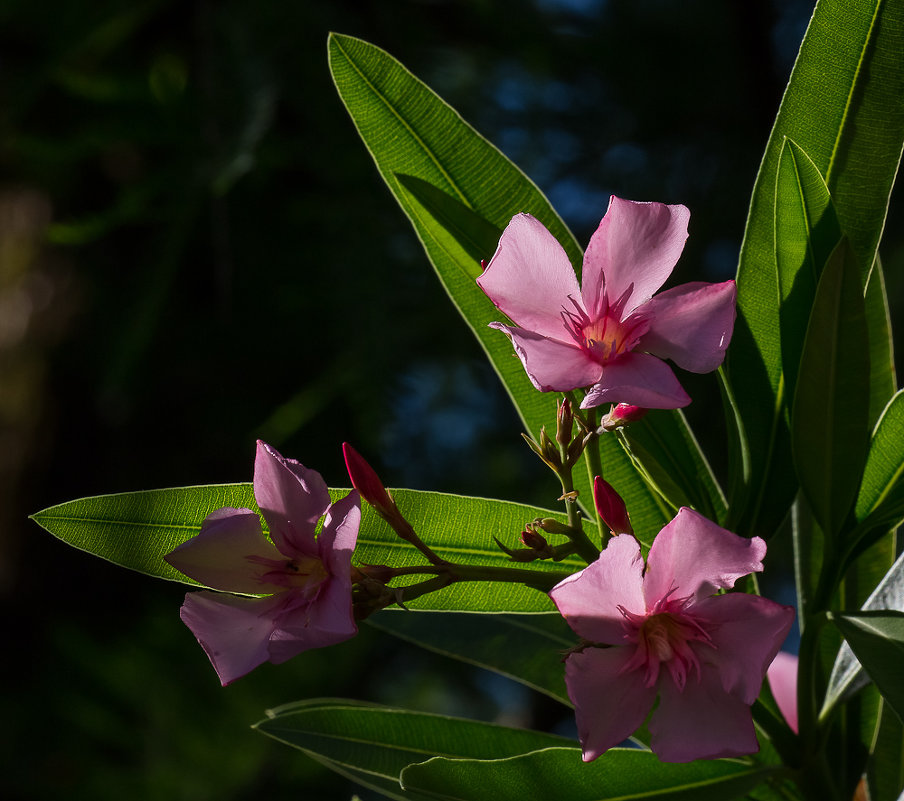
[489, 323, 603, 392]
[693, 593, 795, 703]
[269, 578, 358, 664]
[582, 197, 690, 317]
[643, 507, 766, 607]
[581, 352, 691, 410]
[651, 664, 759, 762]
[767, 651, 799, 733]
[179, 591, 286, 686]
[253, 440, 331, 557]
[164, 507, 285, 594]
[317, 489, 361, 578]
[638, 281, 737, 372]
[477, 214, 583, 341]
[565, 646, 658, 761]
[550, 534, 645, 644]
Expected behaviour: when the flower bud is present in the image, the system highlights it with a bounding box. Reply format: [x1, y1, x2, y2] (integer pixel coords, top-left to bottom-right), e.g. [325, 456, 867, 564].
[520, 527, 549, 551]
[599, 403, 648, 432]
[342, 442, 394, 512]
[593, 476, 633, 536]
[556, 397, 574, 448]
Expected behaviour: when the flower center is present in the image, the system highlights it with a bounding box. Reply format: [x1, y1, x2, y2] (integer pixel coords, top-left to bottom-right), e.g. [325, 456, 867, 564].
[561, 294, 650, 365]
[579, 315, 636, 363]
[250, 553, 329, 598]
[619, 608, 713, 691]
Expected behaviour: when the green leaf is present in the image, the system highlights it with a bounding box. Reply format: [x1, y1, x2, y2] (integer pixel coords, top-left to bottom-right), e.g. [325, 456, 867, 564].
[864, 257, 897, 430]
[400, 747, 778, 801]
[31, 485, 587, 612]
[825, 550, 904, 714]
[791, 238, 870, 538]
[856, 389, 904, 532]
[328, 33, 669, 543]
[727, 0, 904, 539]
[368, 611, 573, 706]
[865, 698, 904, 801]
[622, 409, 727, 524]
[394, 173, 502, 269]
[774, 138, 842, 406]
[254, 698, 575, 801]
[832, 611, 904, 724]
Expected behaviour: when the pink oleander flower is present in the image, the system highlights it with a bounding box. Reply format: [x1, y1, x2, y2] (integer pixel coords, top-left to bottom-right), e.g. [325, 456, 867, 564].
[767, 651, 799, 734]
[164, 441, 360, 685]
[549, 507, 794, 763]
[477, 196, 736, 409]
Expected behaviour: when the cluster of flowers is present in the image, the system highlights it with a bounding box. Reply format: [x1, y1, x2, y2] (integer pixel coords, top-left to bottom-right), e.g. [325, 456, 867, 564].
[166, 197, 795, 763]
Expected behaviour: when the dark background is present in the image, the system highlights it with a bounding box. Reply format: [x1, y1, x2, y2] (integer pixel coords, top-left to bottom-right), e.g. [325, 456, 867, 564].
[2, 1, 900, 798]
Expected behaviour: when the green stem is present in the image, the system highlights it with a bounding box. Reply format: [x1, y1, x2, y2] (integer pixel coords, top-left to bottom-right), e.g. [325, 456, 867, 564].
[558, 459, 601, 564]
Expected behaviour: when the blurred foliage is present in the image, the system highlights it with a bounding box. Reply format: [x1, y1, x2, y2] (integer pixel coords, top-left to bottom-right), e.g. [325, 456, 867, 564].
[2, 0, 901, 798]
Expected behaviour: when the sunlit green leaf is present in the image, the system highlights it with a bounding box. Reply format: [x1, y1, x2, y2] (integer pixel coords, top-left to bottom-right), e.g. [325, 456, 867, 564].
[31, 485, 587, 612]
[727, 0, 904, 539]
[400, 747, 778, 801]
[254, 698, 574, 801]
[774, 138, 841, 405]
[791, 239, 870, 538]
[856, 390, 904, 533]
[328, 32, 669, 543]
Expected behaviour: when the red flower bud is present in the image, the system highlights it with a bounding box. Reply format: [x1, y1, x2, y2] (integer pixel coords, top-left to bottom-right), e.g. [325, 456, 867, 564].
[599, 403, 648, 432]
[593, 476, 633, 536]
[342, 442, 393, 512]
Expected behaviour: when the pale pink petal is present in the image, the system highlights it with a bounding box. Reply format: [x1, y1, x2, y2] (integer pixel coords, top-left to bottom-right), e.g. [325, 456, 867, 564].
[651, 665, 758, 762]
[179, 591, 286, 686]
[582, 197, 690, 316]
[165, 507, 285, 594]
[643, 507, 766, 607]
[581, 352, 690, 410]
[490, 323, 603, 392]
[767, 652, 799, 733]
[638, 281, 737, 372]
[693, 593, 795, 703]
[565, 646, 658, 761]
[253, 440, 330, 558]
[317, 490, 361, 578]
[550, 534, 645, 644]
[268, 578, 357, 663]
[477, 213, 582, 340]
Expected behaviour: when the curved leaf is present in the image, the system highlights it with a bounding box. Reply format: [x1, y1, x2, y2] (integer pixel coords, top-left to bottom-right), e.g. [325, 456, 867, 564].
[400, 747, 778, 801]
[856, 390, 904, 531]
[832, 611, 904, 724]
[255, 698, 574, 801]
[31, 485, 586, 612]
[791, 238, 870, 538]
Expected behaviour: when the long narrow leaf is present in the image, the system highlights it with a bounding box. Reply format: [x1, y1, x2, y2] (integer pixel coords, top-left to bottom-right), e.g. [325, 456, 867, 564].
[400, 747, 778, 801]
[791, 238, 870, 538]
[31, 485, 587, 612]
